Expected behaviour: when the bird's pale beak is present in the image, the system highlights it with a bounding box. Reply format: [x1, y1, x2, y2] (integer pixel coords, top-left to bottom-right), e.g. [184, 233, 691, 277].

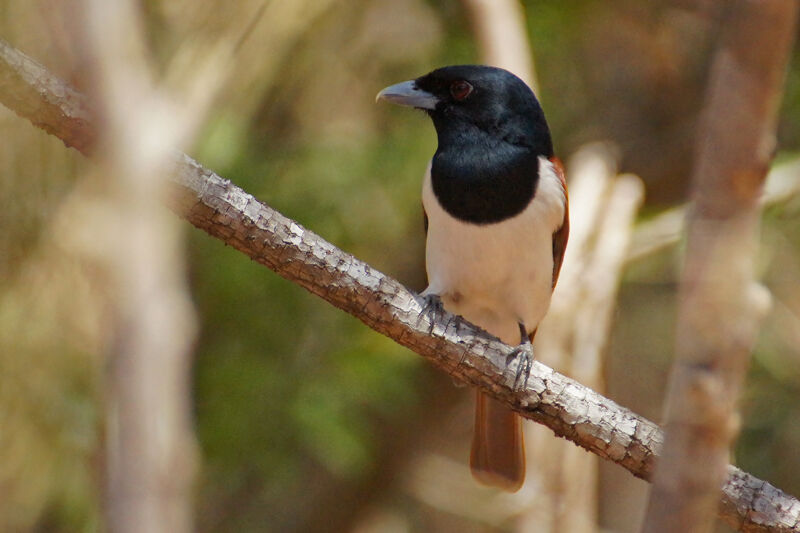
[376, 80, 438, 110]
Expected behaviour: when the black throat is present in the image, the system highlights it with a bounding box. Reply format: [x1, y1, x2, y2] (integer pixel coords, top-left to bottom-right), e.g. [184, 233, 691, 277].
[430, 128, 543, 225]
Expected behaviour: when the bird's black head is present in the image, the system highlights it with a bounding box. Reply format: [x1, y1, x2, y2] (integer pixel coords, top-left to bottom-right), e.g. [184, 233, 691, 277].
[377, 65, 553, 158]
[378, 65, 554, 224]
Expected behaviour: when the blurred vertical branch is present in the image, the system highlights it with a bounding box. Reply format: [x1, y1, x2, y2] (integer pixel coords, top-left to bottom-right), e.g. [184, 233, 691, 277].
[641, 1, 799, 532]
[74, 0, 223, 530]
[526, 146, 643, 533]
[460, 0, 537, 92]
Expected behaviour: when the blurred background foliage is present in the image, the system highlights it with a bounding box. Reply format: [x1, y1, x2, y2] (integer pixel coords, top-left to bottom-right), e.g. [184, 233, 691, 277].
[0, 0, 799, 532]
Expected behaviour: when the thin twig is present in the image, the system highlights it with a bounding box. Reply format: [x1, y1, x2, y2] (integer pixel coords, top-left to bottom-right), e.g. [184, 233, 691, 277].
[627, 157, 800, 264]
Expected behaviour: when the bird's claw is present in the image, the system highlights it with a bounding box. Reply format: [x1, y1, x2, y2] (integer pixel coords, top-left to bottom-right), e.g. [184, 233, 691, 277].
[507, 342, 533, 391]
[417, 293, 445, 334]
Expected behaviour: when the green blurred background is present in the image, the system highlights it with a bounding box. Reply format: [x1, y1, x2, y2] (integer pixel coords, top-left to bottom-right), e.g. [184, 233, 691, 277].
[1, 1, 799, 531]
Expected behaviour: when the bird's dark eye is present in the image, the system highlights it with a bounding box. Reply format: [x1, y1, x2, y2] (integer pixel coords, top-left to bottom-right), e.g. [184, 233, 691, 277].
[450, 80, 473, 101]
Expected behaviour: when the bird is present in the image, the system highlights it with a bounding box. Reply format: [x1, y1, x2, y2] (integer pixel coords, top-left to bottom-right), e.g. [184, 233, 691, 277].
[377, 65, 569, 492]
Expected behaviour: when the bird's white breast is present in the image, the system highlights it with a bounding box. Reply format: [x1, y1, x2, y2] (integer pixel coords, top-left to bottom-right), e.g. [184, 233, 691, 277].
[422, 157, 566, 344]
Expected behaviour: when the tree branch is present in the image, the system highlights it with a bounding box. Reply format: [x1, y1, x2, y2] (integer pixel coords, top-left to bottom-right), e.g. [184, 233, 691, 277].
[642, 1, 799, 531]
[627, 156, 800, 264]
[1, 38, 799, 532]
[460, 0, 538, 93]
[72, 0, 201, 530]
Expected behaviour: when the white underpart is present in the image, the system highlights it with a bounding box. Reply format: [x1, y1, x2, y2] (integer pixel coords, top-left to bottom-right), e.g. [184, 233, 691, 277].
[422, 156, 567, 345]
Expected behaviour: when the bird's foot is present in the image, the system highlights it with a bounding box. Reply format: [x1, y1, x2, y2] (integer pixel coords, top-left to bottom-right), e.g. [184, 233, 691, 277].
[507, 342, 533, 391]
[417, 293, 445, 334]
[506, 322, 534, 391]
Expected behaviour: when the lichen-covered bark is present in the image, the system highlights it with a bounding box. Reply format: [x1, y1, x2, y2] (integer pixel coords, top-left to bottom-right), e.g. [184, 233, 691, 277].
[2, 37, 800, 532]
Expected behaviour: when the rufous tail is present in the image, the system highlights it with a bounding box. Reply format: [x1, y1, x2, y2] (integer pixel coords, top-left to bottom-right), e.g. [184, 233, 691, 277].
[469, 391, 525, 492]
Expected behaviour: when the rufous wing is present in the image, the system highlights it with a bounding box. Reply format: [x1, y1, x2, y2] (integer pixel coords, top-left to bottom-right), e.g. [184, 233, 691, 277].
[549, 156, 570, 289]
